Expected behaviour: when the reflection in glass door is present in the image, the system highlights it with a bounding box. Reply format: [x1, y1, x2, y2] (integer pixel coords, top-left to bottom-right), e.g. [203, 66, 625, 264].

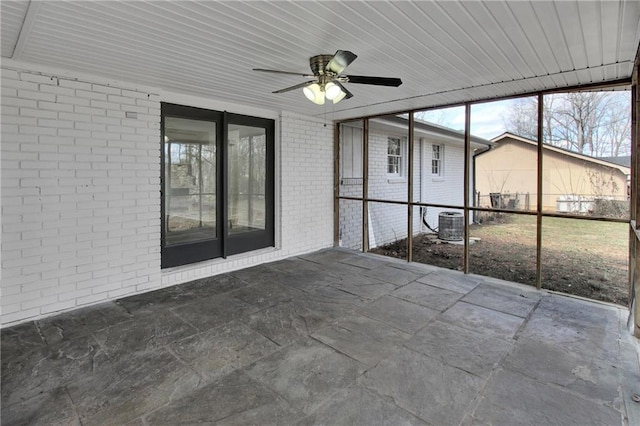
[228, 124, 266, 234]
[225, 113, 274, 257]
[161, 104, 274, 267]
[164, 117, 217, 245]
[161, 104, 223, 268]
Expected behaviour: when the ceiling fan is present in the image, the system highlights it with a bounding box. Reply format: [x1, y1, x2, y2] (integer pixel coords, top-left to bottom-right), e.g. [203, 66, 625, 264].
[253, 50, 402, 105]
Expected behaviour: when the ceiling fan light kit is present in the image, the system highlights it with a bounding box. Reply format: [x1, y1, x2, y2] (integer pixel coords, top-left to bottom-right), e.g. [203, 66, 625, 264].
[324, 82, 342, 100]
[331, 89, 348, 104]
[303, 83, 325, 105]
[253, 50, 402, 105]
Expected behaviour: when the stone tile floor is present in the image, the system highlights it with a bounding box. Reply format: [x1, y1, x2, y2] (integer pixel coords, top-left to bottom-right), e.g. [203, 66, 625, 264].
[2, 248, 640, 425]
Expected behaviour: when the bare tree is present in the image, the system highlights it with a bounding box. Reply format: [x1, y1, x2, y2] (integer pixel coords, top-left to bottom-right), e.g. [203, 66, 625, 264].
[414, 108, 461, 130]
[599, 95, 631, 156]
[503, 91, 630, 157]
[503, 98, 537, 140]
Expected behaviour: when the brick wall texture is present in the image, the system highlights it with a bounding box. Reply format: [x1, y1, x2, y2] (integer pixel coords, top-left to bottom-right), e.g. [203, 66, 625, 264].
[338, 122, 468, 250]
[1, 66, 333, 326]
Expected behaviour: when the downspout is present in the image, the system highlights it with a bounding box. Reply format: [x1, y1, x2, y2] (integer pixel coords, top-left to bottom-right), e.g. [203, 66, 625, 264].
[472, 143, 493, 221]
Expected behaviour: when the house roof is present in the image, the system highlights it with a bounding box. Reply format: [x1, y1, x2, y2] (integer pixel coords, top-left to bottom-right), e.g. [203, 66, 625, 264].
[485, 132, 631, 174]
[597, 156, 631, 168]
[1, 1, 639, 121]
[365, 115, 493, 149]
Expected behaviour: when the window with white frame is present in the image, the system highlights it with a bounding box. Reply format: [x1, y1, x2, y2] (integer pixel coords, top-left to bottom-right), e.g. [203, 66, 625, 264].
[387, 137, 403, 176]
[432, 144, 443, 177]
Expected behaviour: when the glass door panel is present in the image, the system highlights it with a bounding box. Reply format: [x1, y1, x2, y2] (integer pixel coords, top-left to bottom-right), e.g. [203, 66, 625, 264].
[225, 114, 274, 256]
[164, 116, 217, 245]
[228, 124, 266, 234]
[160, 104, 273, 267]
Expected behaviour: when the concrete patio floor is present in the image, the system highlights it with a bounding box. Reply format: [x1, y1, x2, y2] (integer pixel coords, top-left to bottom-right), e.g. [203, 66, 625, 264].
[2, 248, 640, 425]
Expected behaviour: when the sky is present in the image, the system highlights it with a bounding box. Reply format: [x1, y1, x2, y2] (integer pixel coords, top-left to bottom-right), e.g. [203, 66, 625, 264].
[411, 89, 634, 158]
[416, 98, 521, 141]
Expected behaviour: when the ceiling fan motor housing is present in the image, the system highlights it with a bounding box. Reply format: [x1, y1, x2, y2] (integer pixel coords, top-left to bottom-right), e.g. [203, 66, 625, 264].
[253, 50, 401, 98]
[309, 54, 335, 76]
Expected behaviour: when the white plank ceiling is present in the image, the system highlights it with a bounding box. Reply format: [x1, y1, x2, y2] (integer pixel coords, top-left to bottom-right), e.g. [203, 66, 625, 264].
[2, 0, 639, 120]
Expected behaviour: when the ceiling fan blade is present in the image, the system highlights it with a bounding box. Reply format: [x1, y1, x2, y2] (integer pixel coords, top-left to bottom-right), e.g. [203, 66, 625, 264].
[325, 50, 357, 74]
[272, 80, 316, 94]
[253, 68, 315, 78]
[333, 81, 354, 100]
[345, 75, 403, 87]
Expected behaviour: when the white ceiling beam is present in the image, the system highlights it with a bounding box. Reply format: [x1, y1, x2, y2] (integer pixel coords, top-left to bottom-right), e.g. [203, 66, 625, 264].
[12, 0, 42, 59]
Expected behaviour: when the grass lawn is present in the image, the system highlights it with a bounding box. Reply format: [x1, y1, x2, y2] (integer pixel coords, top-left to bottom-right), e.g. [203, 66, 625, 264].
[373, 214, 630, 305]
[474, 214, 627, 259]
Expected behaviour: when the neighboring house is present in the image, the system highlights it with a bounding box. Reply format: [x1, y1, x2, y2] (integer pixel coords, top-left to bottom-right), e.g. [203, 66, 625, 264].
[597, 155, 631, 168]
[475, 133, 630, 213]
[339, 117, 492, 249]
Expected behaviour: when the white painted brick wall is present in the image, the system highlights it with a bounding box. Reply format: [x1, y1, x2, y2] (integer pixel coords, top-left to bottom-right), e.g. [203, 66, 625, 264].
[338, 126, 413, 248]
[367, 129, 410, 247]
[338, 124, 472, 249]
[2, 65, 334, 326]
[1, 67, 162, 325]
[278, 113, 334, 253]
[419, 140, 467, 230]
[338, 199, 363, 250]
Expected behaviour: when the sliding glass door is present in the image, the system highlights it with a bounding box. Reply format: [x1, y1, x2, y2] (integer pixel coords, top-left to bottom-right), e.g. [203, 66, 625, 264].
[225, 113, 275, 256]
[161, 104, 274, 268]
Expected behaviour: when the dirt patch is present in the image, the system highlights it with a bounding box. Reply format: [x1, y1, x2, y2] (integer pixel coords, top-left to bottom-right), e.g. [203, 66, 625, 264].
[370, 216, 629, 306]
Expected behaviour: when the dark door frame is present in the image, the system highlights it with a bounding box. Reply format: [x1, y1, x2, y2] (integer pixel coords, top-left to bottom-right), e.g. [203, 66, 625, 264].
[160, 103, 275, 268]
